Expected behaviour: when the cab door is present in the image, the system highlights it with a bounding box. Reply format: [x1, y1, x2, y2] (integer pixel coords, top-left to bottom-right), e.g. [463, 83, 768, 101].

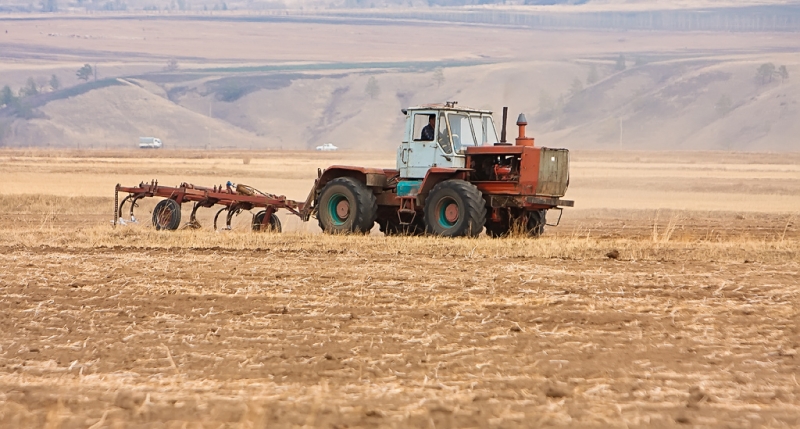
[432, 112, 464, 169]
[400, 111, 439, 179]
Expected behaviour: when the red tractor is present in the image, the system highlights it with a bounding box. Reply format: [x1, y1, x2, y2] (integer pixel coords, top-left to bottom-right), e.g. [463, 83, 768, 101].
[303, 102, 573, 237]
[115, 102, 572, 237]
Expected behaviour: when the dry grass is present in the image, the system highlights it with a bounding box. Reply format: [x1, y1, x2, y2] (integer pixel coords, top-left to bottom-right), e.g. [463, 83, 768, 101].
[0, 150, 798, 428]
[0, 224, 798, 428]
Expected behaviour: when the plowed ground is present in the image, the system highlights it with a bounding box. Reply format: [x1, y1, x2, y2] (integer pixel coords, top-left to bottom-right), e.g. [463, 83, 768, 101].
[0, 150, 798, 428]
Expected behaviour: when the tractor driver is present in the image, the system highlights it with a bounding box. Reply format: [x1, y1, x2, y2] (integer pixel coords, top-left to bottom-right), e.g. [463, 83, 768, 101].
[420, 114, 436, 141]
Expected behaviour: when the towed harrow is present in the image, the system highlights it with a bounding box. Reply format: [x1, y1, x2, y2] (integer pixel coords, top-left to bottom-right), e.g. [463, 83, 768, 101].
[114, 180, 312, 232]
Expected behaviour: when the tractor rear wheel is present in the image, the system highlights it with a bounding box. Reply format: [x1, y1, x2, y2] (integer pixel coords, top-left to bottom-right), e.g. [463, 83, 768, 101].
[317, 177, 377, 234]
[252, 211, 282, 232]
[526, 210, 546, 237]
[485, 220, 510, 237]
[485, 210, 546, 237]
[423, 180, 486, 237]
[152, 199, 181, 231]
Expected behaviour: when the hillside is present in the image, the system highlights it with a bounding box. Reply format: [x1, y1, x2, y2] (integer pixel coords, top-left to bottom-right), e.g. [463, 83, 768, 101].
[2, 56, 797, 151]
[0, 13, 798, 151]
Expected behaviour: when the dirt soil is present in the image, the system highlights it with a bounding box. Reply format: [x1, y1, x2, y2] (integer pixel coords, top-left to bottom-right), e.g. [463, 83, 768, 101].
[0, 150, 798, 428]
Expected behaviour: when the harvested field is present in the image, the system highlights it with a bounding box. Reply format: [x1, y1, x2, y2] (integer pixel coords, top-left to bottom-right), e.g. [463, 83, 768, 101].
[0, 150, 798, 428]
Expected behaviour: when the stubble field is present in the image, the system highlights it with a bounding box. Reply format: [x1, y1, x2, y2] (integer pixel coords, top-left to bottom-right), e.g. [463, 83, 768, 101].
[0, 149, 798, 428]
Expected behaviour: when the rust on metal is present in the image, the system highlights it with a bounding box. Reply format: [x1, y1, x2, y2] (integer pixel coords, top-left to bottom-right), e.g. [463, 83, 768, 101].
[115, 180, 306, 231]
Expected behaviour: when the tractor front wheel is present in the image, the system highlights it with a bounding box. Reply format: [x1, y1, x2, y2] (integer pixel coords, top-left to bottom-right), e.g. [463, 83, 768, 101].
[317, 177, 377, 234]
[152, 199, 181, 231]
[423, 180, 486, 237]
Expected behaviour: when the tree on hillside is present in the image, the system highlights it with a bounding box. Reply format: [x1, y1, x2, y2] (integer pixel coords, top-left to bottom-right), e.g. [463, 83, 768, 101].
[165, 58, 179, 71]
[49, 74, 60, 90]
[569, 77, 583, 97]
[19, 77, 39, 97]
[587, 64, 598, 85]
[778, 65, 789, 83]
[365, 76, 380, 99]
[756, 63, 776, 85]
[715, 95, 733, 117]
[35, 76, 49, 92]
[432, 68, 445, 88]
[76, 64, 93, 82]
[615, 54, 626, 71]
[1, 85, 16, 107]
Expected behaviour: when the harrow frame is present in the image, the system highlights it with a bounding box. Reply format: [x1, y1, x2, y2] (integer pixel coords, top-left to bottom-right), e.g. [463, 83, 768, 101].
[114, 180, 308, 231]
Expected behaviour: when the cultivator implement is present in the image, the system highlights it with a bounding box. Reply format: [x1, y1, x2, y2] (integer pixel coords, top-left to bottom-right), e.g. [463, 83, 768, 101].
[114, 180, 311, 232]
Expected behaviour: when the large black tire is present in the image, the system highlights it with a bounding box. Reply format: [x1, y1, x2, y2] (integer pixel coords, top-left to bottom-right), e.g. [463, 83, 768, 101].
[379, 216, 425, 236]
[423, 180, 486, 237]
[485, 210, 546, 238]
[317, 177, 377, 234]
[152, 199, 181, 231]
[252, 211, 282, 232]
[485, 220, 510, 238]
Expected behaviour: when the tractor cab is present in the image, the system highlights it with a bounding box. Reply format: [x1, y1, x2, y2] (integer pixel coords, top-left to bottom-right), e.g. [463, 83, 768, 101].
[398, 102, 499, 178]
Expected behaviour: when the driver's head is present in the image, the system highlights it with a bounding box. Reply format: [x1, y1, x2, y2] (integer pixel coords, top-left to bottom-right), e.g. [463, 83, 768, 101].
[428, 114, 436, 126]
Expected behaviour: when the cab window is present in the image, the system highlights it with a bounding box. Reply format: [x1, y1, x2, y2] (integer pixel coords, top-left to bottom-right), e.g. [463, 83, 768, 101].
[471, 115, 499, 146]
[447, 113, 477, 150]
[413, 113, 435, 141]
[437, 113, 453, 154]
[483, 116, 499, 145]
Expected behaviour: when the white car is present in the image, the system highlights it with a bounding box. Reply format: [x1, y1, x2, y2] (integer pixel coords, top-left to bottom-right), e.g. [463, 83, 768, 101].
[315, 143, 338, 151]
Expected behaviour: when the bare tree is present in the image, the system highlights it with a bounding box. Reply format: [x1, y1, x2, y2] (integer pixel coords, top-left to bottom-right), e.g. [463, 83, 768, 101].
[76, 64, 93, 81]
[35, 76, 49, 92]
[778, 65, 789, 83]
[1, 85, 16, 106]
[49, 74, 60, 90]
[615, 54, 626, 71]
[365, 76, 380, 99]
[432, 68, 445, 87]
[756, 63, 776, 85]
[165, 58, 179, 71]
[715, 95, 733, 117]
[19, 77, 39, 97]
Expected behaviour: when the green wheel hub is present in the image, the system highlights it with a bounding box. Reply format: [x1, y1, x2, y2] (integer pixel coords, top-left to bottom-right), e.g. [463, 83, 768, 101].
[327, 193, 350, 226]
[437, 197, 459, 228]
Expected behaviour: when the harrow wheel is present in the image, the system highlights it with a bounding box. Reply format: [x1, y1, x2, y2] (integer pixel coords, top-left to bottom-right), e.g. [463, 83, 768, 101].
[252, 211, 282, 232]
[152, 199, 181, 231]
[317, 177, 377, 234]
[423, 179, 486, 237]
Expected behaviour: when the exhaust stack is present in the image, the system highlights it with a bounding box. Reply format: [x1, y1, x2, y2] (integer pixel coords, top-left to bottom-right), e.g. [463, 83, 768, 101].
[515, 113, 534, 147]
[500, 106, 508, 144]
